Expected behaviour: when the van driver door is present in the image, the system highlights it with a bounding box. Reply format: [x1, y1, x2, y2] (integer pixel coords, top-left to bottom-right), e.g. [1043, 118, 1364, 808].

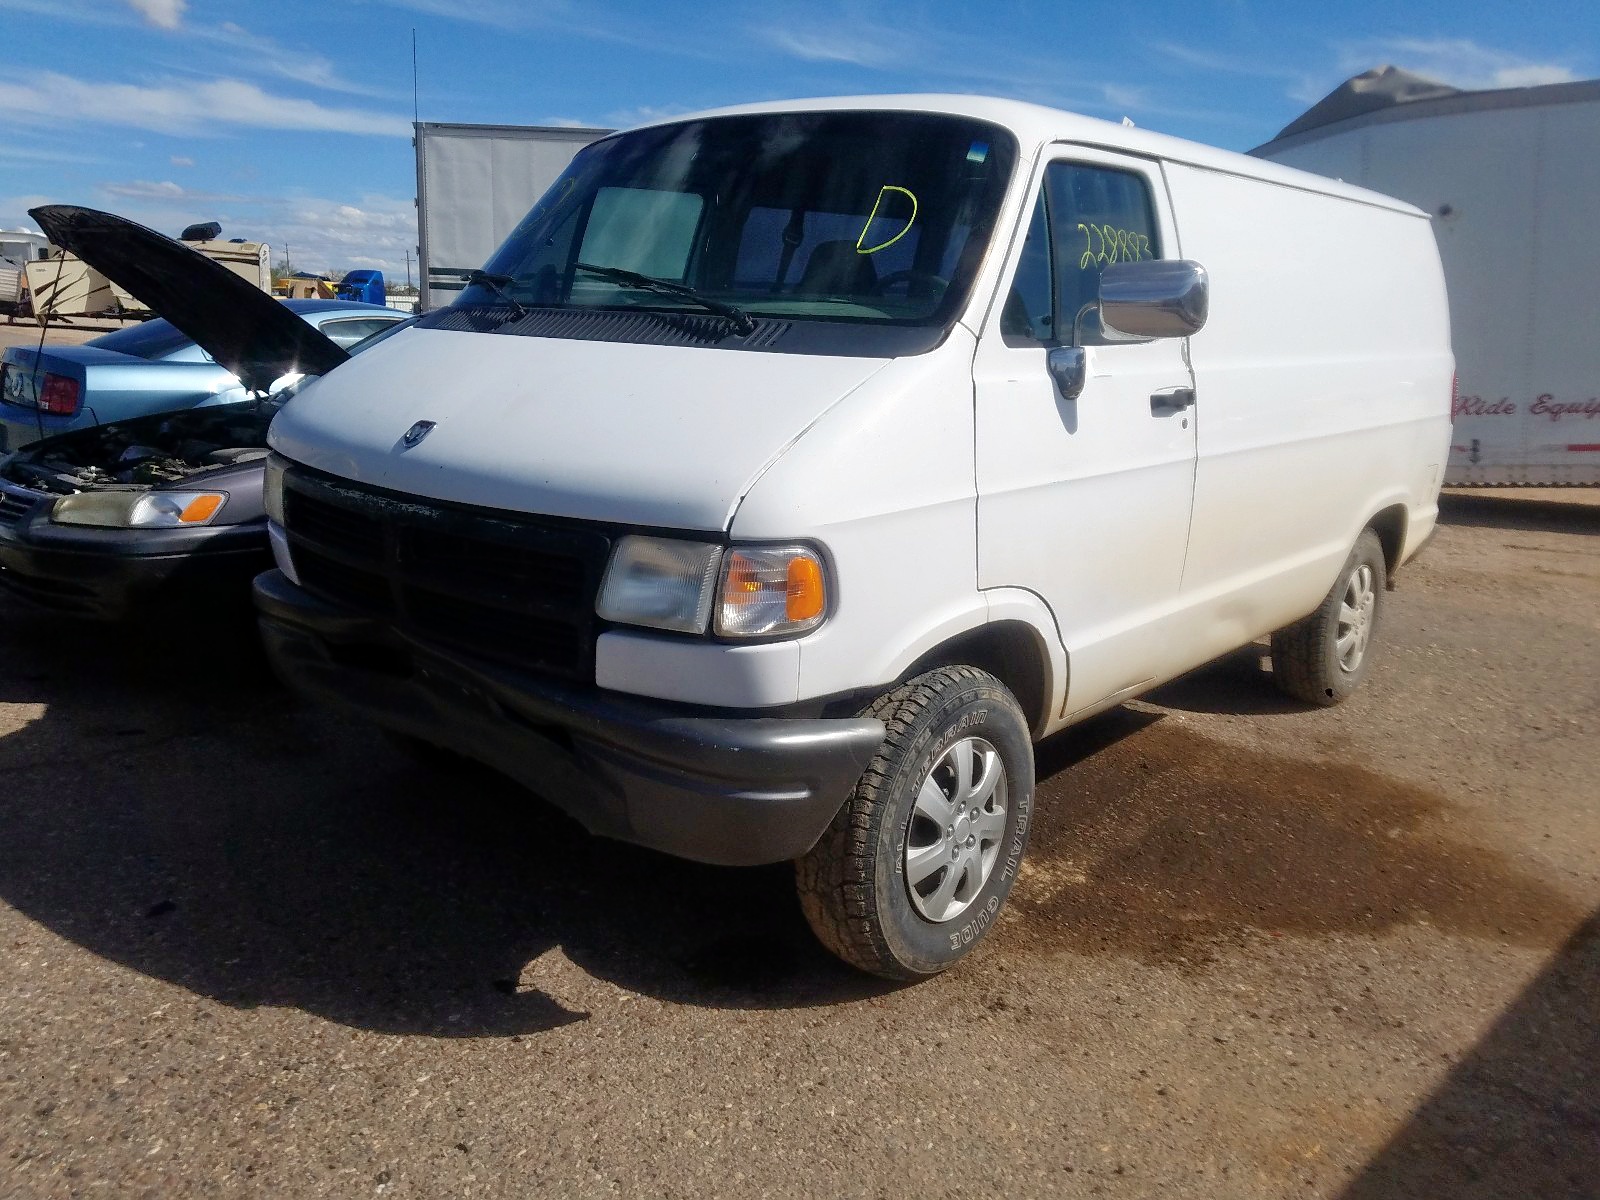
[973, 148, 1197, 720]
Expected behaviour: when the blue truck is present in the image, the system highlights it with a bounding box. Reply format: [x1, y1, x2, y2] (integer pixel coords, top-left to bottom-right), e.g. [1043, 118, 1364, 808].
[335, 269, 386, 306]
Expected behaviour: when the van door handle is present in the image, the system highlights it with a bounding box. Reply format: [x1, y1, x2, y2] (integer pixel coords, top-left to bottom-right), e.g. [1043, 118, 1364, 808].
[1150, 387, 1195, 414]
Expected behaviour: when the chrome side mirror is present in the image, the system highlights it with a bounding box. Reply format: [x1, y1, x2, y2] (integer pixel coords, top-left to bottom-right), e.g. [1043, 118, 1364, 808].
[1047, 346, 1086, 401]
[1099, 259, 1209, 340]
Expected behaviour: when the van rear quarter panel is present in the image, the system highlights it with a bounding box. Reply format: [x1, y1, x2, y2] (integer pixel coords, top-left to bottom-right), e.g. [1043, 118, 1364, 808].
[1165, 161, 1452, 651]
[1260, 100, 1600, 485]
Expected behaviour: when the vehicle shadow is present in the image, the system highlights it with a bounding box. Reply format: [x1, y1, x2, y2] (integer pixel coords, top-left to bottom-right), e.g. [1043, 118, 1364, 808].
[1438, 490, 1600, 534]
[0, 599, 1176, 1035]
[1139, 642, 1311, 716]
[0, 602, 860, 1034]
[1339, 908, 1600, 1200]
[5, 593, 1577, 1045]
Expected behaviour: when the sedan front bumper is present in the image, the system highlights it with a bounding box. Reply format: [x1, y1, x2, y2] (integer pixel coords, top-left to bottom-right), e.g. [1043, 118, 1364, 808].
[0, 489, 271, 618]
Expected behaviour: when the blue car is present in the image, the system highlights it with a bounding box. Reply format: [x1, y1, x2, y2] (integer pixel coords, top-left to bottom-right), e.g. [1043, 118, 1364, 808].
[0, 206, 403, 619]
[0, 299, 402, 453]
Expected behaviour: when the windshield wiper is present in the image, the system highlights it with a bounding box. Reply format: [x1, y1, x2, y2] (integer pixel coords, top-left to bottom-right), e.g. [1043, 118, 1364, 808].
[464, 269, 530, 318]
[574, 262, 756, 335]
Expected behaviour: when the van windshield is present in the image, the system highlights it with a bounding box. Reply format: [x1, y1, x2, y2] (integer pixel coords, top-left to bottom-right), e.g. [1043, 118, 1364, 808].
[448, 111, 1017, 353]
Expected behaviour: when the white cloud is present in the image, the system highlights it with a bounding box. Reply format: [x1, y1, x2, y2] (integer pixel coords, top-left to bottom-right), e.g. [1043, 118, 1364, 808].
[0, 141, 105, 166]
[1341, 38, 1577, 90]
[602, 104, 690, 129]
[198, 21, 395, 99]
[170, 154, 195, 167]
[0, 5, 391, 98]
[126, 0, 185, 29]
[359, 0, 541, 27]
[0, 71, 411, 137]
[759, 29, 902, 69]
[0, 0, 105, 22]
[263, 195, 420, 277]
[0, 194, 54, 229]
[55, 188, 419, 277]
[101, 179, 245, 203]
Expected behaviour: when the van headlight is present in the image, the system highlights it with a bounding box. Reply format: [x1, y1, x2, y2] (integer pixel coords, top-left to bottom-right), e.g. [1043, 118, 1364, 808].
[597, 537, 830, 638]
[714, 546, 828, 637]
[597, 536, 723, 633]
[51, 490, 227, 528]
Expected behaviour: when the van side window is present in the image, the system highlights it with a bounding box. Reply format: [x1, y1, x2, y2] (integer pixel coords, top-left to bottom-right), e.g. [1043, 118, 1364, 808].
[1000, 191, 1053, 345]
[1045, 163, 1160, 346]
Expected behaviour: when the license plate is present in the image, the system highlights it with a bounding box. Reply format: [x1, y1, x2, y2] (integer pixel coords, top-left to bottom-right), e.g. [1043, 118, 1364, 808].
[0, 362, 39, 410]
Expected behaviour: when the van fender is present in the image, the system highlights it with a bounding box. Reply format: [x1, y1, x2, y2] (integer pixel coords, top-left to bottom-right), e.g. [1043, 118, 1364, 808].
[857, 587, 1066, 737]
[1354, 490, 1414, 578]
[983, 586, 1069, 728]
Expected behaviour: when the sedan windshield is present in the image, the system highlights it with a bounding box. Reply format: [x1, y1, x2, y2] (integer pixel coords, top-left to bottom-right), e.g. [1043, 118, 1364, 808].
[451, 111, 1017, 347]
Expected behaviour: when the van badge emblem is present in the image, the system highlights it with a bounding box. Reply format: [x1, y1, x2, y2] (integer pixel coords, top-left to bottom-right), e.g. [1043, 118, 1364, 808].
[402, 420, 436, 448]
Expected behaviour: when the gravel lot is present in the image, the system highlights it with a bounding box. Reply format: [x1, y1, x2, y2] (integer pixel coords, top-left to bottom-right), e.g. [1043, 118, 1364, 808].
[0, 323, 105, 351]
[1, 491, 1596, 1198]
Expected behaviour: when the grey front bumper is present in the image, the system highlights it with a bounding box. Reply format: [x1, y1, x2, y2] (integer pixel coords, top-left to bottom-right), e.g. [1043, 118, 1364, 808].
[253, 569, 884, 866]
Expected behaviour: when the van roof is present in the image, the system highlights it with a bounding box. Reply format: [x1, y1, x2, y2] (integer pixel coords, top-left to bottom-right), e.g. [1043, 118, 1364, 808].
[627, 93, 1427, 218]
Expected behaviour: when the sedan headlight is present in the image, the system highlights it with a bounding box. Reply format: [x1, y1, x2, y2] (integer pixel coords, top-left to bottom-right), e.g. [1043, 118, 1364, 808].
[51, 490, 228, 529]
[596, 536, 830, 639]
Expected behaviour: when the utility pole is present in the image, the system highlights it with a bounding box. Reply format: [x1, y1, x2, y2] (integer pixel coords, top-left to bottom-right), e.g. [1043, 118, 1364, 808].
[404, 248, 412, 289]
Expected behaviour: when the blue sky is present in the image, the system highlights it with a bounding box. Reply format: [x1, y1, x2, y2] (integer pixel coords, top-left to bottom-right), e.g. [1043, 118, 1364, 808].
[1, 0, 1594, 277]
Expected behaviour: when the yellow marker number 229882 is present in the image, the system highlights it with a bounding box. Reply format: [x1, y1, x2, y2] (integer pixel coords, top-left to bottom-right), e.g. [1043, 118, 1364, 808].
[1078, 223, 1151, 269]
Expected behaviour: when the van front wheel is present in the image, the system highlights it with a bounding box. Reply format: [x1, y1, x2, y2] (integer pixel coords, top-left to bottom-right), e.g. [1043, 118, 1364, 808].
[1270, 529, 1387, 706]
[795, 666, 1034, 980]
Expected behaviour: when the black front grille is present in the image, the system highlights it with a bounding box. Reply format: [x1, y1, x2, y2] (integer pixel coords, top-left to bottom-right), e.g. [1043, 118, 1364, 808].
[288, 494, 384, 559]
[294, 549, 394, 615]
[283, 474, 611, 681]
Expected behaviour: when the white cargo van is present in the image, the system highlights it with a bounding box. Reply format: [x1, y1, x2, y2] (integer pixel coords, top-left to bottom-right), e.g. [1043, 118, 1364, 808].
[255, 96, 1453, 978]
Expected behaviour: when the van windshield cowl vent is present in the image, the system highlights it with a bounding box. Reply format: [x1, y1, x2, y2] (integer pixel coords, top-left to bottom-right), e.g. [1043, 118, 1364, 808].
[418, 305, 793, 350]
[412, 305, 948, 357]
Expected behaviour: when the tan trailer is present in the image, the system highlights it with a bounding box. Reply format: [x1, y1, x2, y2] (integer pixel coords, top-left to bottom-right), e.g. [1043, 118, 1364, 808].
[26, 238, 272, 322]
[24, 253, 117, 319]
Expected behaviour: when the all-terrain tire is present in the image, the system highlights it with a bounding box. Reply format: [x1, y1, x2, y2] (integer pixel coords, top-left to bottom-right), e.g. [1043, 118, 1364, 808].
[795, 666, 1035, 980]
[1270, 529, 1388, 706]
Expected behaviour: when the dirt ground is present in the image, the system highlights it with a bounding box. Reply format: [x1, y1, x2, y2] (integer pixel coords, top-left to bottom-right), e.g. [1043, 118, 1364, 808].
[0, 322, 109, 350]
[0, 491, 1595, 1199]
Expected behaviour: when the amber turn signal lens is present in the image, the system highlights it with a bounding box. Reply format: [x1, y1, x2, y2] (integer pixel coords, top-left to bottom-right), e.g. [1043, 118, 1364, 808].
[714, 546, 829, 638]
[786, 554, 825, 621]
[179, 494, 225, 523]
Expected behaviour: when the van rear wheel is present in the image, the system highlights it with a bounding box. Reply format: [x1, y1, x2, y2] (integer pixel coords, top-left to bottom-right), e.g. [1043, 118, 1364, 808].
[795, 666, 1034, 980]
[1270, 529, 1387, 706]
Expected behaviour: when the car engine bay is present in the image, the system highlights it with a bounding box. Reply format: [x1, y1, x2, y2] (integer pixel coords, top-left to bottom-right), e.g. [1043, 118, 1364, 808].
[1, 401, 273, 495]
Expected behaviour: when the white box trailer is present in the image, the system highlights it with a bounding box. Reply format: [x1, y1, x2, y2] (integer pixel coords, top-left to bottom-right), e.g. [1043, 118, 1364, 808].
[1253, 68, 1600, 486]
[415, 122, 609, 312]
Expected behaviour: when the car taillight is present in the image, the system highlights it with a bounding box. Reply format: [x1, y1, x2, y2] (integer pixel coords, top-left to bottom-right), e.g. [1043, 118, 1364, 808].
[38, 373, 80, 415]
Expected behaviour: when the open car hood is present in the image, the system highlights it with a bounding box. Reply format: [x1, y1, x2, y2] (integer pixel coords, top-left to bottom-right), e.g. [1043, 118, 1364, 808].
[28, 204, 348, 394]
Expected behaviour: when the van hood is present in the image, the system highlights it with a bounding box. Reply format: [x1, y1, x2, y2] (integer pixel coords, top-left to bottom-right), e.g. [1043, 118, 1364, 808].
[267, 326, 889, 531]
[28, 204, 347, 393]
